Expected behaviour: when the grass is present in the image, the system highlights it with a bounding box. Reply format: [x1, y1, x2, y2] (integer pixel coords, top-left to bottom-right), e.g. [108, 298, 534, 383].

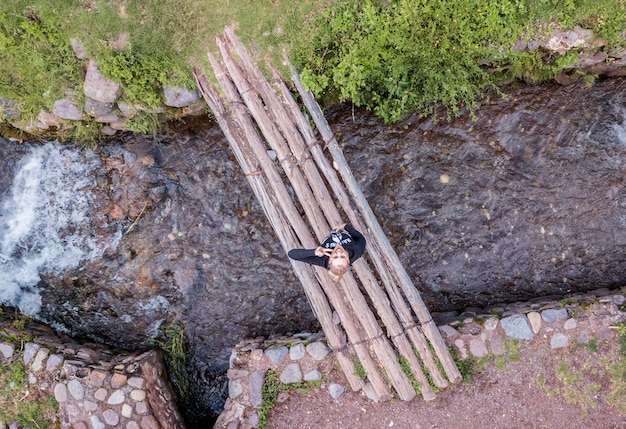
[148, 323, 189, 402]
[1, 0, 626, 140]
[0, 0, 324, 140]
[0, 361, 59, 428]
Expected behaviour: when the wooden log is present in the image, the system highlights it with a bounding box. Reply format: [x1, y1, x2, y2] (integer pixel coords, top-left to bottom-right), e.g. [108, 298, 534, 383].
[221, 30, 417, 400]
[268, 68, 435, 400]
[272, 67, 448, 391]
[192, 66, 365, 391]
[285, 57, 462, 385]
[198, 49, 393, 400]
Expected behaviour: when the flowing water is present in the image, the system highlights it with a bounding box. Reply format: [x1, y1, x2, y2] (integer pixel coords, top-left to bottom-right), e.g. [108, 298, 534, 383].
[2, 78, 626, 425]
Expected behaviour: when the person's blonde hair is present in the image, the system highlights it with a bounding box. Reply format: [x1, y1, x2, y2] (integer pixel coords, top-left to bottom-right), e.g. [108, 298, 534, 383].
[328, 264, 350, 282]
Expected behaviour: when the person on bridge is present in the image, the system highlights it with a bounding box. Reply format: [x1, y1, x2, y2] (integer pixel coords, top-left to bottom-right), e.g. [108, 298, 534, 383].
[288, 223, 366, 282]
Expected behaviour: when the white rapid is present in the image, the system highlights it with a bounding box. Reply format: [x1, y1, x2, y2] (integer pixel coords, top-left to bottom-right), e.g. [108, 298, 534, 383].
[0, 142, 116, 315]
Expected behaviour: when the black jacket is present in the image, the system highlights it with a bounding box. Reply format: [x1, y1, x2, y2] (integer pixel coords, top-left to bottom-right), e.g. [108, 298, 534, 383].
[287, 224, 366, 269]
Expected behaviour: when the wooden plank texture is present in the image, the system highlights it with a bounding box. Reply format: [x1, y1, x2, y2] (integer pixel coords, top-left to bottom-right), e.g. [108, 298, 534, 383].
[193, 27, 461, 403]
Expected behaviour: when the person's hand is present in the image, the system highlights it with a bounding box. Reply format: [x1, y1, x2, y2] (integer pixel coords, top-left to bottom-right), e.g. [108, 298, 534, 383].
[315, 247, 326, 257]
[332, 223, 346, 232]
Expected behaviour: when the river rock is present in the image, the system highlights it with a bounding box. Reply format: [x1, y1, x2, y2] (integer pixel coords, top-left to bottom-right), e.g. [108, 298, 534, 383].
[83, 60, 121, 103]
[500, 315, 533, 340]
[163, 86, 199, 108]
[279, 363, 302, 384]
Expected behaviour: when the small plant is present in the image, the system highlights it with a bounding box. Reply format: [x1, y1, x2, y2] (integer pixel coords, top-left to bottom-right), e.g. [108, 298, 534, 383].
[504, 339, 521, 363]
[353, 358, 367, 381]
[398, 355, 421, 396]
[449, 346, 475, 383]
[258, 370, 280, 429]
[149, 324, 189, 401]
[556, 361, 600, 418]
[257, 369, 324, 429]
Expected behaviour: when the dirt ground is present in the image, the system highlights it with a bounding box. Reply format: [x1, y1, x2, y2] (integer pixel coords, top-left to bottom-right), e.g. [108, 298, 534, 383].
[266, 333, 626, 429]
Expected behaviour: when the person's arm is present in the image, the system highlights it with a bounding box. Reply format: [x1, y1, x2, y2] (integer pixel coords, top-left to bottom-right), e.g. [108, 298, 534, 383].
[287, 248, 328, 268]
[344, 224, 366, 261]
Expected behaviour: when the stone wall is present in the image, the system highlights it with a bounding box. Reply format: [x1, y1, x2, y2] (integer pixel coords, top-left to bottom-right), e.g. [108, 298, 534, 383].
[0, 319, 185, 429]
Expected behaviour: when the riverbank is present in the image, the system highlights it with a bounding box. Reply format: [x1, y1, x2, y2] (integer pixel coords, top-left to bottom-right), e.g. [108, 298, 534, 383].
[217, 287, 626, 428]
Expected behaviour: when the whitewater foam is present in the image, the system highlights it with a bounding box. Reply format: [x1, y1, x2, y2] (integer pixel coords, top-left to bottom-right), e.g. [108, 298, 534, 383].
[0, 142, 118, 315]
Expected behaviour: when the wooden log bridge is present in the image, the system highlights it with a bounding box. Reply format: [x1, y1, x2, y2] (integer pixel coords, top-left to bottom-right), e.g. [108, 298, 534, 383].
[193, 27, 461, 402]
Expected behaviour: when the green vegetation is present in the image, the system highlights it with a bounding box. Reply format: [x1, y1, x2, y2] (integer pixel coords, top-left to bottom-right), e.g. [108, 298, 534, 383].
[449, 346, 475, 383]
[605, 323, 626, 413]
[1, 0, 626, 140]
[149, 323, 189, 402]
[258, 369, 324, 429]
[0, 359, 58, 428]
[555, 361, 601, 418]
[536, 325, 626, 418]
[353, 358, 367, 381]
[398, 355, 421, 396]
[0, 0, 322, 140]
[294, 0, 626, 123]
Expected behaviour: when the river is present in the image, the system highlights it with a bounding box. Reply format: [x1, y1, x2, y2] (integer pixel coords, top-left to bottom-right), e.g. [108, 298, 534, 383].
[1, 77, 626, 425]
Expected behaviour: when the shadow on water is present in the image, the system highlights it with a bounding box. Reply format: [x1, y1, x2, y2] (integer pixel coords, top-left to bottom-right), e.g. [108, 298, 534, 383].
[3, 78, 626, 425]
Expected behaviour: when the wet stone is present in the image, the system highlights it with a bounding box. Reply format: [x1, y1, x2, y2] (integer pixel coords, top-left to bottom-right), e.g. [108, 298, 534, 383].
[229, 379, 243, 399]
[265, 346, 288, 364]
[140, 415, 159, 429]
[94, 387, 108, 401]
[490, 333, 506, 355]
[564, 318, 578, 330]
[89, 370, 108, 387]
[130, 389, 147, 402]
[483, 318, 499, 332]
[67, 379, 85, 400]
[135, 401, 149, 415]
[439, 325, 460, 341]
[304, 369, 322, 382]
[126, 422, 140, 429]
[46, 354, 64, 371]
[306, 342, 331, 360]
[527, 312, 542, 334]
[110, 372, 128, 388]
[23, 343, 41, 365]
[454, 338, 468, 359]
[84, 400, 98, 412]
[122, 403, 134, 418]
[128, 376, 146, 389]
[469, 338, 488, 357]
[249, 370, 265, 407]
[90, 415, 105, 429]
[328, 383, 345, 399]
[501, 314, 534, 340]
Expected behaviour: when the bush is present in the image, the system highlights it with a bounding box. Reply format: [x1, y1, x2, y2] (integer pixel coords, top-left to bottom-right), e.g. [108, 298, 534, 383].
[293, 0, 626, 123]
